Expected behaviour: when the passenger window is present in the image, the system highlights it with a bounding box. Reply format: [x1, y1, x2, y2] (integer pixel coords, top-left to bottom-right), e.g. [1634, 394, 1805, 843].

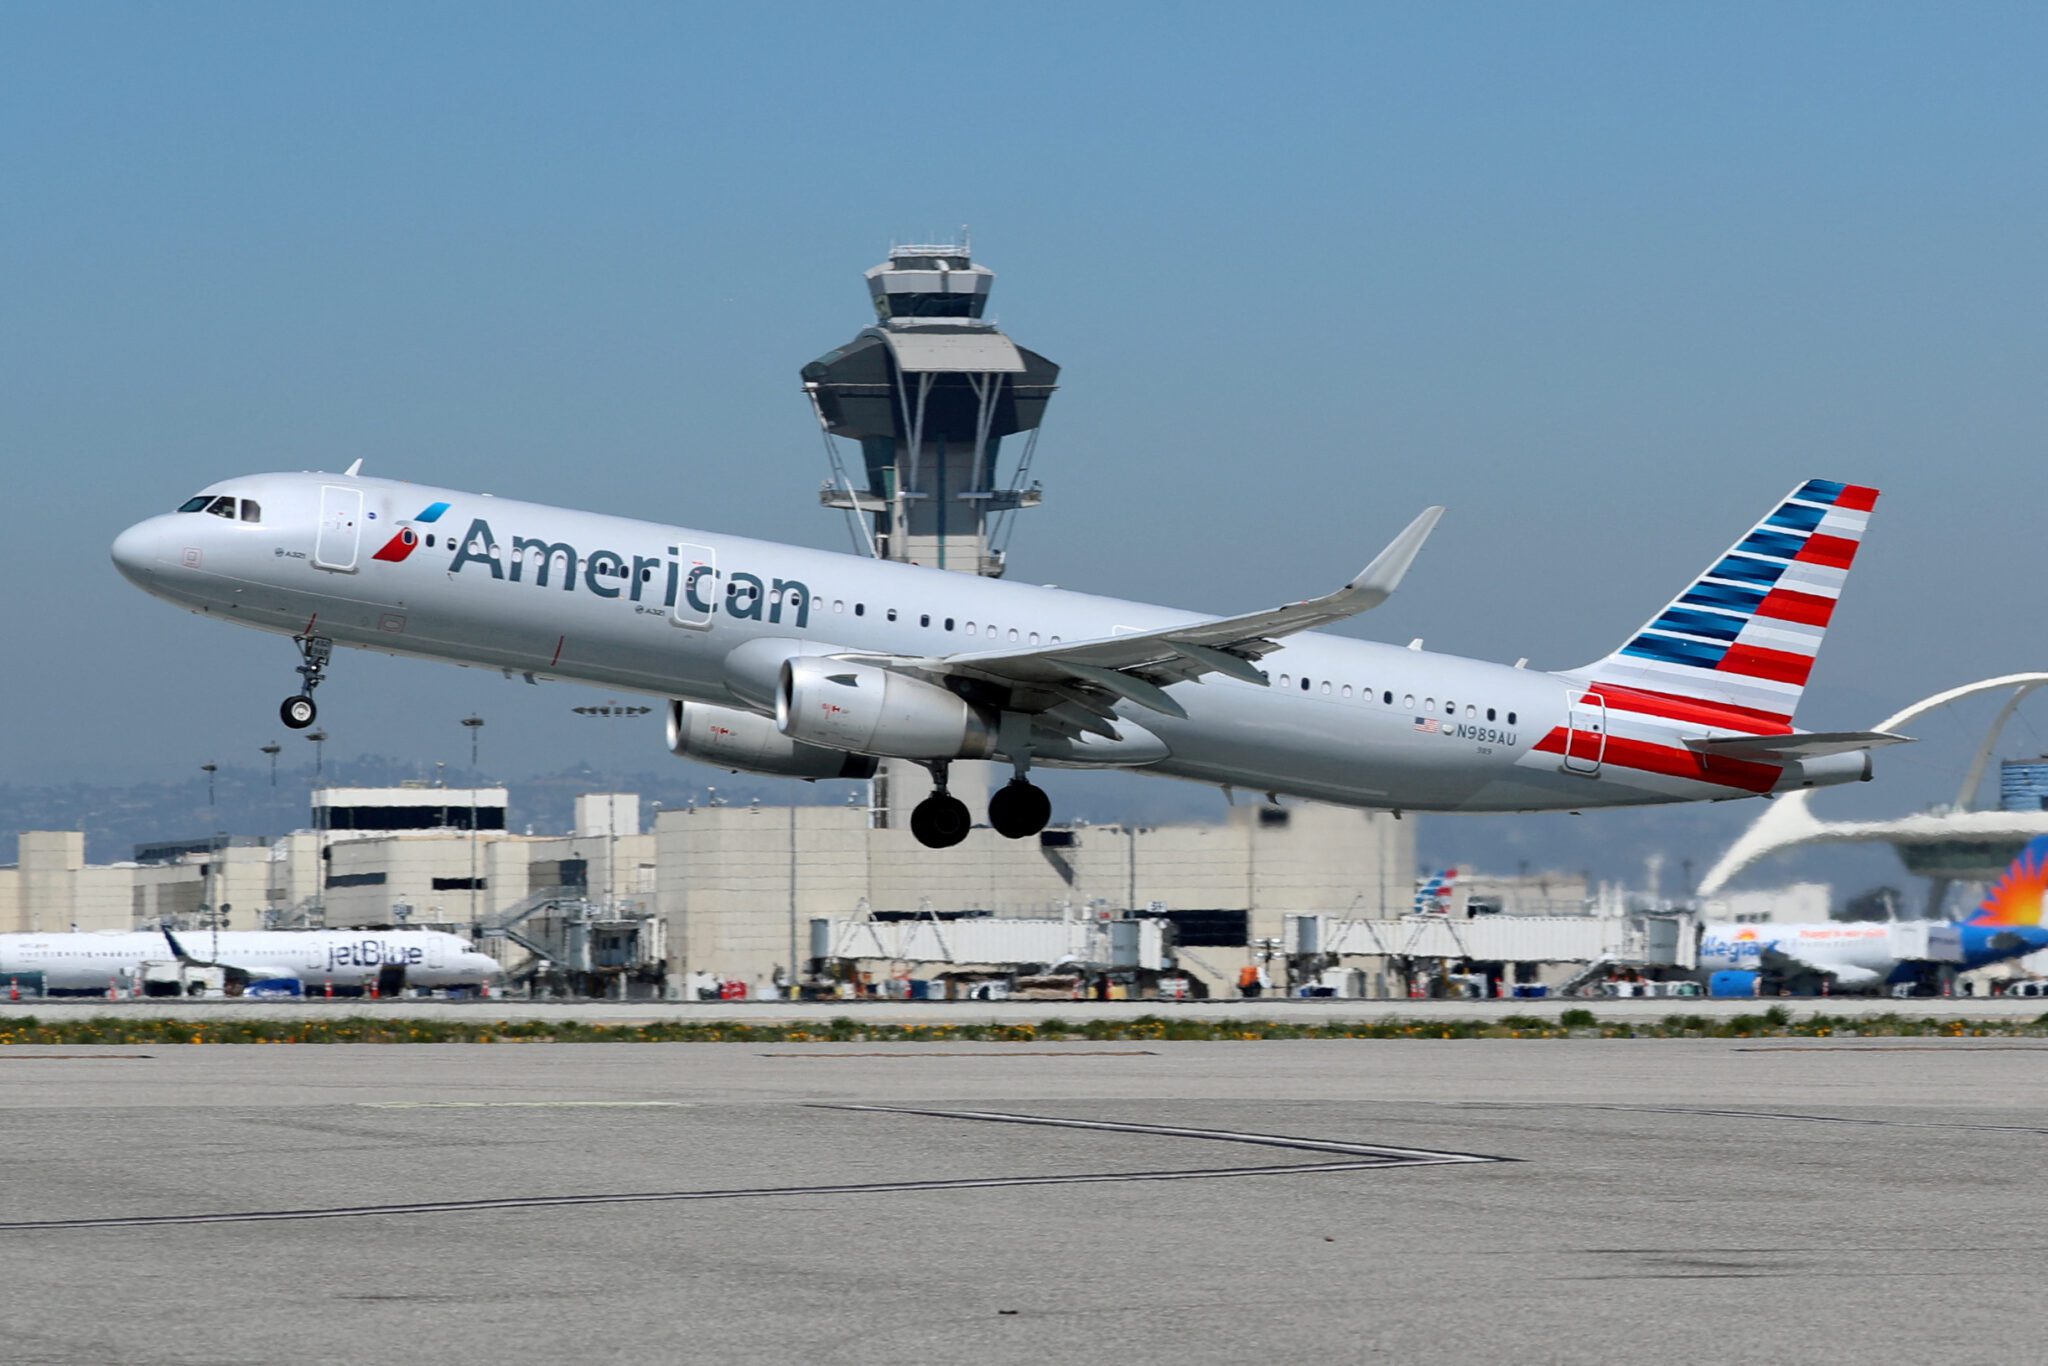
[1445, 700, 1455, 715]
[1279, 674, 1291, 688]
[239, 500, 261, 523]
[944, 618, 955, 632]
[1487, 708, 1496, 721]
[1404, 695, 1415, 709]
[920, 614, 930, 627]
[1300, 677, 1311, 692]
[1465, 705, 1476, 719]
[855, 604, 865, 617]
[1050, 636, 1061, 644]
[1008, 628, 1018, 642]
[1382, 691, 1392, 705]
[177, 495, 211, 513]
[987, 624, 997, 638]
[1508, 711, 1517, 725]
[1028, 632, 1039, 645]
[887, 609, 898, 622]
[1341, 684, 1353, 698]
[833, 600, 844, 614]
[1425, 697, 1435, 711]
[1321, 681, 1332, 695]
[966, 621, 976, 634]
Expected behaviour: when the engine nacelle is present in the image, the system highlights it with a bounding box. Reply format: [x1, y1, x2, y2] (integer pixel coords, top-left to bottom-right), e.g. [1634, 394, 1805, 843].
[667, 700, 877, 781]
[776, 658, 996, 761]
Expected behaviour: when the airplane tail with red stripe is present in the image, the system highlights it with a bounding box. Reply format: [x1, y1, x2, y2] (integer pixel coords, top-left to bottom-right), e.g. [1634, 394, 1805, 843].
[1567, 479, 1878, 733]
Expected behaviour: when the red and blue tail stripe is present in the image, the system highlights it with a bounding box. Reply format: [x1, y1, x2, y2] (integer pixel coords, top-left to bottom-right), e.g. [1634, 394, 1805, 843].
[1571, 478, 1877, 735]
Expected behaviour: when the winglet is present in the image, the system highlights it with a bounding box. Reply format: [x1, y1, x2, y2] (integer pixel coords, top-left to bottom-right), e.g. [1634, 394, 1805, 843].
[1343, 506, 1444, 611]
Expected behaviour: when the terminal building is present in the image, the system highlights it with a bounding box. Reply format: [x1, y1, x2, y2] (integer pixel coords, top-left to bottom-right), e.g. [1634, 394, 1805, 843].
[0, 786, 1418, 998]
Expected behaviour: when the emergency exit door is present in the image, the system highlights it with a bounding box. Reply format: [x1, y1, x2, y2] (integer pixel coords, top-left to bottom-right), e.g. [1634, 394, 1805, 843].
[1563, 690, 1607, 775]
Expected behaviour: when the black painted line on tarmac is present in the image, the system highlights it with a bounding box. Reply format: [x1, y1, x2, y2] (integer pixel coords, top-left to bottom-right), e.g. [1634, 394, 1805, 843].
[0, 1159, 1454, 1232]
[0, 1109, 1507, 1232]
[820, 1103, 1513, 1163]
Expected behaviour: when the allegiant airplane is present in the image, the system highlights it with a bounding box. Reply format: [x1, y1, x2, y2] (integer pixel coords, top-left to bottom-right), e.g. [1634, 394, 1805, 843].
[112, 469, 1905, 848]
[1700, 835, 2048, 991]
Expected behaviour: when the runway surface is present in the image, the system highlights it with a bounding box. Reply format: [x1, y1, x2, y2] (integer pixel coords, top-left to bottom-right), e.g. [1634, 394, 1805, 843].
[3, 1039, 2044, 1364]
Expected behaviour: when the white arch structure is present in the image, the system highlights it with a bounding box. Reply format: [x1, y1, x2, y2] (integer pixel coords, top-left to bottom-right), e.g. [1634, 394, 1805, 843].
[1697, 673, 2048, 898]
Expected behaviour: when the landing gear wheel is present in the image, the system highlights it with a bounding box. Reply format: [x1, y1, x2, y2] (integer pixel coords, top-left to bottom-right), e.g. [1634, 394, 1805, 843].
[988, 779, 1052, 839]
[281, 695, 318, 729]
[910, 794, 973, 849]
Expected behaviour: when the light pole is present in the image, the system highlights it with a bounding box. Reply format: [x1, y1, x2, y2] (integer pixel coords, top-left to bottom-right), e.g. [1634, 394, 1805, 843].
[461, 715, 485, 928]
[260, 742, 281, 788]
[306, 730, 328, 925]
[570, 703, 652, 910]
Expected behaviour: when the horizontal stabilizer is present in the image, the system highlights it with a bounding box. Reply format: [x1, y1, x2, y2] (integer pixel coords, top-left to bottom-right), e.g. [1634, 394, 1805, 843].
[1685, 730, 1912, 761]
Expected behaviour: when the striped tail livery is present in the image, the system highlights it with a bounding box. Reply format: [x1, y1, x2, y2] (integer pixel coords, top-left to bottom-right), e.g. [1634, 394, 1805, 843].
[1570, 478, 1878, 735]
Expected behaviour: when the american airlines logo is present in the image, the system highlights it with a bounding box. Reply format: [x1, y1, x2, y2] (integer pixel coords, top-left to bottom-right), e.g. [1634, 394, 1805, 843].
[445, 517, 813, 629]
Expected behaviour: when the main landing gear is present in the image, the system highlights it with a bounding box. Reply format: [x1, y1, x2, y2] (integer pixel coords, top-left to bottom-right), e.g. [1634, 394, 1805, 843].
[908, 760, 1054, 849]
[909, 762, 973, 850]
[280, 632, 333, 730]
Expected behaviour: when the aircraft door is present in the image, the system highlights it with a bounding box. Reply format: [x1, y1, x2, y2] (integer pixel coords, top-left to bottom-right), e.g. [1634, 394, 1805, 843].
[315, 486, 364, 572]
[1562, 690, 1606, 775]
[669, 543, 718, 630]
[427, 935, 446, 970]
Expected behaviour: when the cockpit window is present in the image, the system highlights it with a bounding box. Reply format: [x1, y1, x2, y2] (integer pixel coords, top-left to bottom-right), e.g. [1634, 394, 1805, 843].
[206, 496, 236, 519]
[239, 500, 261, 523]
[178, 495, 211, 513]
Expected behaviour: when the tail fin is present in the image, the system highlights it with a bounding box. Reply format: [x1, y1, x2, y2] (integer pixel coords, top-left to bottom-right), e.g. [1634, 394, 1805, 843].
[1964, 836, 2048, 927]
[1413, 868, 1457, 915]
[1569, 479, 1878, 732]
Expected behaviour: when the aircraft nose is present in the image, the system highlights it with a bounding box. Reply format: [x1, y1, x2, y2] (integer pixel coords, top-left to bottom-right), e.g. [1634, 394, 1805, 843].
[111, 517, 167, 584]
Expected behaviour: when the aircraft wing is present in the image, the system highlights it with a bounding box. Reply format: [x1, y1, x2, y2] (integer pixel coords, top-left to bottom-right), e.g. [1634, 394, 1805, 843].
[1686, 731, 1913, 761]
[1759, 943, 1882, 989]
[160, 929, 294, 981]
[836, 506, 1444, 725]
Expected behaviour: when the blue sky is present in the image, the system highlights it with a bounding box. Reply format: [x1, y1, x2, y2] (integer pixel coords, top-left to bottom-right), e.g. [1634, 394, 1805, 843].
[4, 4, 2046, 847]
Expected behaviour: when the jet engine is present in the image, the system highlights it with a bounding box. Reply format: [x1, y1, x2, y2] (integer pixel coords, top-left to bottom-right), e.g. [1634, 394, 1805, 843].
[776, 658, 996, 761]
[667, 700, 877, 780]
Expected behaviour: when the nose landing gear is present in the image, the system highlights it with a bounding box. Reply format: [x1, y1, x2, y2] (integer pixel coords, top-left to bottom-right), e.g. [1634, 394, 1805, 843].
[909, 761, 973, 850]
[280, 632, 332, 730]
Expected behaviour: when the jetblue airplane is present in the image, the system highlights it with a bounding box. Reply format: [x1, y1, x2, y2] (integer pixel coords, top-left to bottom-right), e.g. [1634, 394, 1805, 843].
[111, 470, 1903, 848]
[0, 929, 501, 995]
[1701, 835, 2048, 992]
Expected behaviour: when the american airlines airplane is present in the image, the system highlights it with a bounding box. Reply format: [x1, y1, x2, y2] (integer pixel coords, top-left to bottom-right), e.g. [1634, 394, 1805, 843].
[111, 469, 1903, 848]
[0, 929, 502, 995]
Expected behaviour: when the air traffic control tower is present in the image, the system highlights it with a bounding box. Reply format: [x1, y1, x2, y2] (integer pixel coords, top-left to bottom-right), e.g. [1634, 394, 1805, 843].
[801, 243, 1060, 824]
[802, 242, 1059, 576]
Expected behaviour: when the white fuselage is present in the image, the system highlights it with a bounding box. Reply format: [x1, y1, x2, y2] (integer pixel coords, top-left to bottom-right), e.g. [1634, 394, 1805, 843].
[111, 471, 1854, 814]
[0, 930, 501, 992]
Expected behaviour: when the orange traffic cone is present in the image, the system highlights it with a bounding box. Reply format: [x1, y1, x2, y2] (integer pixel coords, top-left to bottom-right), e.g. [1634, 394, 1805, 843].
[8, 977, 18, 1002]
[368, 977, 380, 1001]
[108, 976, 118, 1001]
[324, 977, 333, 999]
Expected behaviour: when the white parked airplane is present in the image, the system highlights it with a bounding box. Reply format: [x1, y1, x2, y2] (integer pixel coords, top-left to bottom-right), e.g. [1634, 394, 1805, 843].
[1700, 835, 2048, 993]
[0, 929, 501, 995]
[111, 470, 1905, 848]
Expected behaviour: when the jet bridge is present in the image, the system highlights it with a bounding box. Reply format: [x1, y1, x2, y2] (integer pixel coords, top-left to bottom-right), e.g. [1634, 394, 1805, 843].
[811, 913, 1171, 975]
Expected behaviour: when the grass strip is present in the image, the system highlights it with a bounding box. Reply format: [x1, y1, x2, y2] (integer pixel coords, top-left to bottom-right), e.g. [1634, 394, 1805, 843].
[2, 1007, 2047, 1045]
